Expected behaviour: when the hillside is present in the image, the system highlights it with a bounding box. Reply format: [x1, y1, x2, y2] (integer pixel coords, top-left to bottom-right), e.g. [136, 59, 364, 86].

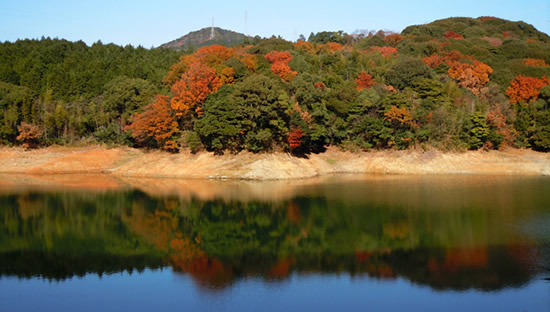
[160, 27, 250, 49]
[1, 16, 550, 156]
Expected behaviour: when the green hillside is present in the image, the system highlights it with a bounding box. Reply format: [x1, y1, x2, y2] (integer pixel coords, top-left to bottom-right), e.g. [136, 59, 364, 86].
[1, 17, 550, 152]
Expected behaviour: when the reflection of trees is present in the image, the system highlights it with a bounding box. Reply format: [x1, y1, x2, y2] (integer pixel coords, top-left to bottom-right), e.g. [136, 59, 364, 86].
[0, 189, 545, 291]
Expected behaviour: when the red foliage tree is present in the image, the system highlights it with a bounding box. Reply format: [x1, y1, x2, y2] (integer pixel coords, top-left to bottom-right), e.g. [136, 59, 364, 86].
[126, 95, 180, 151]
[505, 75, 550, 104]
[265, 51, 293, 64]
[368, 46, 398, 58]
[288, 127, 305, 151]
[444, 31, 464, 40]
[355, 72, 375, 91]
[170, 61, 222, 116]
[314, 81, 326, 91]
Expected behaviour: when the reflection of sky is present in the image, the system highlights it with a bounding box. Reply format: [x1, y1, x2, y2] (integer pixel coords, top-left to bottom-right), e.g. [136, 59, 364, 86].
[1, 270, 548, 312]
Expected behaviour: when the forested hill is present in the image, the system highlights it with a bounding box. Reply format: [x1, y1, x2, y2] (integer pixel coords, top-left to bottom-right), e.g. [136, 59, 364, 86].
[160, 27, 250, 50]
[1, 16, 550, 153]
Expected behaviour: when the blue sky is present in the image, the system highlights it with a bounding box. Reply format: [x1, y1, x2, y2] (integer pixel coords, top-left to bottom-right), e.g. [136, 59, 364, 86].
[1, 0, 549, 48]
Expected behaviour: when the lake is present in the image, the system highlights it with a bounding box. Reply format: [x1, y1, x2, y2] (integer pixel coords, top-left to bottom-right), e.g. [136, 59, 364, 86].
[0, 174, 549, 311]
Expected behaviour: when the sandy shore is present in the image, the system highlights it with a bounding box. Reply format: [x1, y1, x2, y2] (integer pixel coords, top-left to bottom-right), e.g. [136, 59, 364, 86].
[0, 146, 549, 180]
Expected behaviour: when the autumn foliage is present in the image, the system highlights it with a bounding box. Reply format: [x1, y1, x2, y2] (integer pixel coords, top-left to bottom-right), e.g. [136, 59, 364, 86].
[126, 95, 179, 151]
[170, 61, 222, 116]
[367, 46, 398, 58]
[448, 61, 493, 95]
[288, 127, 305, 150]
[16, 122, 42, 148]
[505, 75, 550, 104]
[355, 72, 375, 91]
[523, 58, 549, 67]
[294, 40, 316, 54]
[265, 50, 297, 82]
[384, 34, 404, 45]
[443, 31, 464, 40]
[384, 106, 414, 126]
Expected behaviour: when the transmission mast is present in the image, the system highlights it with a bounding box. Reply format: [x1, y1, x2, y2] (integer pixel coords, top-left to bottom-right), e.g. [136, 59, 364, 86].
[210, 17, 215, 39]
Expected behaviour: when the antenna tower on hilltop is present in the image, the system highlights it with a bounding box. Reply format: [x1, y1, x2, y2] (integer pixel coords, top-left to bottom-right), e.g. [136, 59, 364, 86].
[210, 17, 215, 39]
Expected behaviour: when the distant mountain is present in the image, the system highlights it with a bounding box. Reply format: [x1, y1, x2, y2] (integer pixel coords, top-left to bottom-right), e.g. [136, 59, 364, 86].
[402, 17, 550, 42]
[160, 27, 250, 49]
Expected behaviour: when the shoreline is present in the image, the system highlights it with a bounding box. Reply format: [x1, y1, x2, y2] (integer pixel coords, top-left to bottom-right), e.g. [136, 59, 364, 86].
[0, 146, 549, 180]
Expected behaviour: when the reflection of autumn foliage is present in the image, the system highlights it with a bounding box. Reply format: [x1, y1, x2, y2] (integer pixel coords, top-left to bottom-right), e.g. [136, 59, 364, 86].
[265, 50, 297, 82]
[428, 248, 489, 274]
[125, 95, 179, 151]
[267, 258, 295, 279]
[169, 237, 233, 287]
[17, 195, 44, 219]
[123, 201, 180, 251]
[355, 250, 371, 263]
[383, 221, 409, 239]
[505, 75, 550, 104]
[287, 201, 301, 224]
[366, 263, 396, 279]
[355, 72, 375, 91]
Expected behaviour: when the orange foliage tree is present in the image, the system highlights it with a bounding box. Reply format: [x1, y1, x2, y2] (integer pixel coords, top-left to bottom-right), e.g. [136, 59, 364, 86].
[319, 42, 344, 53]
[16, 122, 42, 148]
[384, 34, 404, 45]
[444, 31, 464, 39]
[355, 72, 375, 91]
[368, 46, 398, 58]
[523, 58, 549, 67]
[294, 40, 316, 54]
[448, 61, 493, 95]
[126, 95, 180, 151]
[265, 50, 297, 82]
[384, 106, 414, 126]
[505, 75, 550, 104]
[170, 61, 222, 116]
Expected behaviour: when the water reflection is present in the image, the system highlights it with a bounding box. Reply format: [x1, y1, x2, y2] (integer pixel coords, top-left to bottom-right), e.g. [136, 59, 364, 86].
[0, 175, 549, 292]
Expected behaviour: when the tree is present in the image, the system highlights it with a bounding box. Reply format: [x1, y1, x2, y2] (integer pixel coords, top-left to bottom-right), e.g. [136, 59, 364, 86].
[287, 127, 305, 152]
[505, 75, 550, 104]
[126, 95, 179, 151]
[170, 61, 222, 117]
[264, 51, 297, 82]
[16, 122, 42, 148]
[355, 72, 375, 91]
[448, 61, 493, 96]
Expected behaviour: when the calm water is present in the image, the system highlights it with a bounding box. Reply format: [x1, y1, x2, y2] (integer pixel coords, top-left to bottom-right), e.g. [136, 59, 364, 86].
[0, 174, 549, 311]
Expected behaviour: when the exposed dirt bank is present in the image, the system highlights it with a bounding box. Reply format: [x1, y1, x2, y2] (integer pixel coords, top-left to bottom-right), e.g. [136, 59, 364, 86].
[0, 146, 549, 180]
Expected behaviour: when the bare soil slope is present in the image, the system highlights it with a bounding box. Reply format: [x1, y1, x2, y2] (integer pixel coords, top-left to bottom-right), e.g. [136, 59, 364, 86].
[0, 146, 549, 180]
